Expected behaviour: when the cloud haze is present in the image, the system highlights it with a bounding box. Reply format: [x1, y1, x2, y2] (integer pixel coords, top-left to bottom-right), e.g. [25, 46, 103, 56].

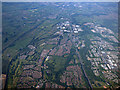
[1, 0, 120, 2]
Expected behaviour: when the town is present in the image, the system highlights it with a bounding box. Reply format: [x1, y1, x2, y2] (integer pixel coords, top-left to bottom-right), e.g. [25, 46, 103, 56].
[12, 21, 119, 88]
[2, 2, 119, 89]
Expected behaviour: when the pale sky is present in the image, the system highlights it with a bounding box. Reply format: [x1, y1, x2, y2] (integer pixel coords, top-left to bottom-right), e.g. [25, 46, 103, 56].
[1, 0, 120, 2]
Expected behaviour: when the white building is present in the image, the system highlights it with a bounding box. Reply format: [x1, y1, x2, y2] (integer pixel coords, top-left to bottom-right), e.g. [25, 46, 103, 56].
[74, 31, 78, 33]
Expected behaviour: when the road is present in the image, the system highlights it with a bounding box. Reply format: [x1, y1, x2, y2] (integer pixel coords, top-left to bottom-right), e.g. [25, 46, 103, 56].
[68, 23, 92, 89]
[76, 49, 93, 89]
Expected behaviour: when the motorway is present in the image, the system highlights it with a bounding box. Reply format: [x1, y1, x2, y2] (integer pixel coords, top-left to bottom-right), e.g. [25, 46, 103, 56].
[68, 25, 93, 88]
[68, 23, 93, 89]
[76, 49, 93, 89]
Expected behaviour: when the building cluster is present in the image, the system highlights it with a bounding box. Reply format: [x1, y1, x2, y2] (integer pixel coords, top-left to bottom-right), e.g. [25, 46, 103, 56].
[56, 21, 70, 33]
[23, 65, 35, 70]
[47, 38, 72, 56]
[28, 45, 36, 50]
[87, 35, 119, 83]
[103, 71, 118, 83]
[55, 39, 72, 56]
[17, 76, 37, 88]
[45, 82, 64, 88]
[60, 65, 83, 87]
[17, 64, 43, 88]
[57, 21, 83, 34]
[49, 48, 57, 55]
[21, 69, 42, 78]
[41, 49, 50, 58]
[72, 24, 83, 34]
[90, 25, 118, 43]
[47, 37, 59, 45]
[16, 20, 119, 88]
[19, 44, 36, 60]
